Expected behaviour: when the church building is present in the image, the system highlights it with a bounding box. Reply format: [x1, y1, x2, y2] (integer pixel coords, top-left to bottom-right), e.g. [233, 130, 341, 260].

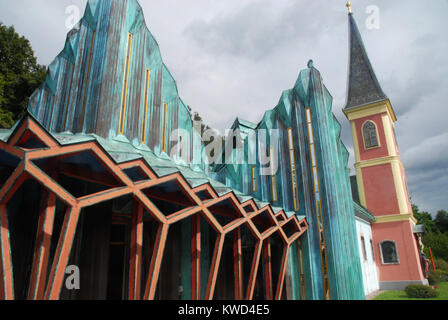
[0, 0, 427, 300]
[344, 2, 428, 291]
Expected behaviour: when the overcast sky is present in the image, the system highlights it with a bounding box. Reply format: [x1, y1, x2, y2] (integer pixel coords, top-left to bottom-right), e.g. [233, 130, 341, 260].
[0, 0, 447, 215]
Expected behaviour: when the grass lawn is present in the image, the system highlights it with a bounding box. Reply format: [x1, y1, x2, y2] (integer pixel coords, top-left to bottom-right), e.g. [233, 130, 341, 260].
[374, 282, 448, 300]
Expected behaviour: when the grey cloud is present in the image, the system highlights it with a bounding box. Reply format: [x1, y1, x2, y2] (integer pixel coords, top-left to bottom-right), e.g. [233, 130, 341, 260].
[184, 0, 345, 62]
[0, 0, 447, 214]
[403, 133, 448, 171]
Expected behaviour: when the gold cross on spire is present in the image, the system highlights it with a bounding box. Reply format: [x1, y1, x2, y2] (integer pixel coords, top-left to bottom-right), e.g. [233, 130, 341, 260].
[346, 1, 352, 14]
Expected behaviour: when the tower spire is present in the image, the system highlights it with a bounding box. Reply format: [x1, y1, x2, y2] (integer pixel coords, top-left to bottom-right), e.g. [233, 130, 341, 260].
[346, 1, 352, 14]
[344, 7, 388, 110]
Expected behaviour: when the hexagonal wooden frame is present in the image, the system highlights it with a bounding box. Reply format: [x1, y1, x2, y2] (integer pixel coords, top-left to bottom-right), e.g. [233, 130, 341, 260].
[0, 116, 308, 300]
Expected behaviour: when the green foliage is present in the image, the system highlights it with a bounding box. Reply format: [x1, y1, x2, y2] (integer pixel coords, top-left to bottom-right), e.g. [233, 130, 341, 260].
[412, 204, 437, 233]
[435, 259, 448, 272]
[423, 232, 448, 262]
[0, 108, 14, 128]
[375, 282, 448, 300]
[428, 269, 448, 285]
[405, 284, 439, 299]
[435, 210, 448, 234]
[412, 204, 448, 264]
[0, 23, 46, 128]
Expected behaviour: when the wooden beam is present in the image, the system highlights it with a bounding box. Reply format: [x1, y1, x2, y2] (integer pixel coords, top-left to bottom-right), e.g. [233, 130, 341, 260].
[143, 223, 169, 300]
[223, 217, 246, 233]
[28, 191, 56, 300]
[246, 239, 262, 300]
[134, 190, 168, 224]
[118, 161, 157, 180]
[145, 191, 195, 208]
[26, 162, 77, 207]
[264, 239, 273, 300]
[275, 244, 290, 300]
[129, 203, 143, 300]
[44, 206, 80, 300]
[135, 204, 144, 300]
[0, 162, 25, 203]
[166, 206, 202, 225]
[192, 214, 201, 300]
[204, 233, 224, 300]
[78, 186, 132, 207]
[129, 204, 137, 300]
[233, 227, 243, 300]
[27, 118, 59, 147]
[192, 184, 218, 200]
[58, 163, 120, 187]
[0, 204, 14, 300]
[0, 141, 24, 159]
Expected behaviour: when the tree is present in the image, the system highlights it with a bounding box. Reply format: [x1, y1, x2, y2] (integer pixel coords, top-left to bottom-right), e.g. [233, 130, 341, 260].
[412, 204, 438, 233]
[435, 210, 448, 234]
[422, 232, 448, 262]
[413, 204, 448, 262]
[0, 73, 15, 127]
[0, 23, 46, 128]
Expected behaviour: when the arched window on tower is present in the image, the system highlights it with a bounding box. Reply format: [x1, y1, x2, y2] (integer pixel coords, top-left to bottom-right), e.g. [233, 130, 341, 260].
[362, 121, 379, 149]
[379, 240, 399, 264]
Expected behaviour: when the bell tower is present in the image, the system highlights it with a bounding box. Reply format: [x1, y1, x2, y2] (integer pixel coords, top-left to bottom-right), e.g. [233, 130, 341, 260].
[343, 2, 427, 290]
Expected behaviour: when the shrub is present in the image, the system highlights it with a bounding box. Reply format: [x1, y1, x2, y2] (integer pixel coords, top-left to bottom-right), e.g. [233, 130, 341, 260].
[428, 270, 444, 285]
[435, 259, 448, 272]
[405, 284, 439, 298]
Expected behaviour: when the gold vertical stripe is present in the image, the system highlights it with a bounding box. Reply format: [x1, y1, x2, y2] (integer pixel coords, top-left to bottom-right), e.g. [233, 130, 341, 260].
[141, 68, 151, 143]
[252, 166, 257, 193]
[297, 241, 306, 300]
[306, 107, 330, 299]
[119, 33, 133, 134]
[287, 128, 300, 211]
[161, 102, 168, 153]
[271, 147, 278, 202]
[179, 135, 183, 158]
[271, 175, 277, 202]
[79, 30, 96, 131]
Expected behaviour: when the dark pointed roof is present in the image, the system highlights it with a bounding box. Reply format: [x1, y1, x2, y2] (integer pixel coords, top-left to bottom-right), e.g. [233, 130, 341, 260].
[345, 12, 388, 110]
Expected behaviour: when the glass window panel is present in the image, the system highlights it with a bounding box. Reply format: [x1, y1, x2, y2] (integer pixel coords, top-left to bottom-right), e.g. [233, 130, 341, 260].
[363, 121, 379, 149]
[381, 241, 399, 264]
[361, 236, 367, 261]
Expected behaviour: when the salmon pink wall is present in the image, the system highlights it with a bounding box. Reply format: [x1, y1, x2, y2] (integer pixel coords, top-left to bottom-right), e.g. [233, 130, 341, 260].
[355, 113, 389, 161]
[362, 164, 399, 216]
[372, 220, 425, 282]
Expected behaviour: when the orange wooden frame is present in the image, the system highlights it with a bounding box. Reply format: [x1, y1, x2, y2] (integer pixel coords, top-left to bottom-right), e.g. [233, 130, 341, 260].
[0, 116, 308, 300]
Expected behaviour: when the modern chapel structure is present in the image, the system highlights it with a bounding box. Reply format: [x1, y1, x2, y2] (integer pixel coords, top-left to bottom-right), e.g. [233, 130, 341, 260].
[0, 0, 427, 300]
